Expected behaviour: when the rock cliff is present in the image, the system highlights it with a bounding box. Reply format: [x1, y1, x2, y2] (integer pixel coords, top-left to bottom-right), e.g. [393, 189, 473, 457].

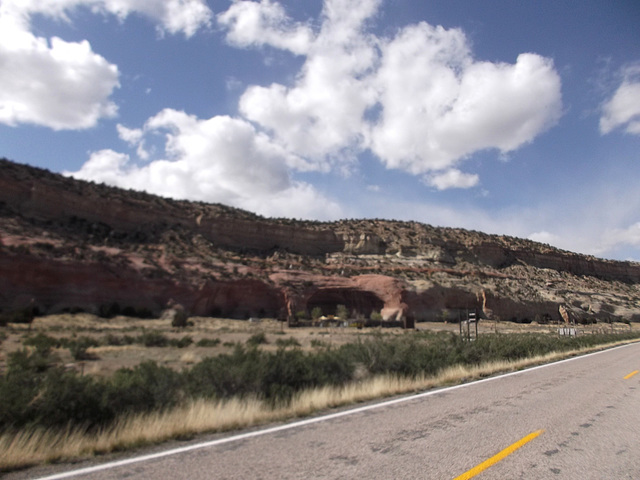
[1, 158, 639, 326]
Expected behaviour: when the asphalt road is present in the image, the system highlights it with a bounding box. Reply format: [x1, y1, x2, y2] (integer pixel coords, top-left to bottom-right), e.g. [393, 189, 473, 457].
[18, 342, 640, 480]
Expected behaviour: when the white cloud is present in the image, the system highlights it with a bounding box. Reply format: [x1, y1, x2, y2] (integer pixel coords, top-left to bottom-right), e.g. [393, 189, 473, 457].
[0, 0, 211, 130]
[371, 24, 562, 173]
[221, 0, 562, 180]
[235, 0, 379, 166]
[117, 124, 149, 159]
[218, 0, 313, 55]
[67, 110, 342, 220]
[425, 169, 479, 190]
[117, 124, 143, 144]
[600, 65, 640, 135]
[0, 15, 119, 129]
[528, 231, 562, 246]
[2, 0, 212, 37]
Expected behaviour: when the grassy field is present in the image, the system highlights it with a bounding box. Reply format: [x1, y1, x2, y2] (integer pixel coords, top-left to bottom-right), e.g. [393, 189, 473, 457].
[0, 314, 638, 471]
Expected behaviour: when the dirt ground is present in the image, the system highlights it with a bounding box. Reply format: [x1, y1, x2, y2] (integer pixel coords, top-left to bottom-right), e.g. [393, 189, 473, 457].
[0, 314, 635, 377]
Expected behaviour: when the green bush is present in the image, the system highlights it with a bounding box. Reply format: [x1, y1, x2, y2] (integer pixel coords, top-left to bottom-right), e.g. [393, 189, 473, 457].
[103, 333, 136, 346]
[28, 369, 108, 429]
[187, 346, 264, 399]
[67, 337, 100, 360]
[196, 337, 221, 347]
[246, 332, 268, 346]
[105, 362, 184, 416]
[336, 304, 348, 321]
[23, 333, 61, 354]
[311, 307, 323, 320]
[171, 310, 189, 328]
[138, 331, 169, 347]
[275, 337, 301, 348]
[169, 336, 193, 348]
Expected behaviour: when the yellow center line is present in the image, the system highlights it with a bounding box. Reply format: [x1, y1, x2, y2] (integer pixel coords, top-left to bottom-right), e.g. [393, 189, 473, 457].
[624, 370, 638, 380]
[452, 430, 544, 480]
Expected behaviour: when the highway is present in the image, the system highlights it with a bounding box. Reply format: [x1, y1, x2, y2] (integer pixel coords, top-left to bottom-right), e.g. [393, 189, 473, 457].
[16, 342, 640, 479]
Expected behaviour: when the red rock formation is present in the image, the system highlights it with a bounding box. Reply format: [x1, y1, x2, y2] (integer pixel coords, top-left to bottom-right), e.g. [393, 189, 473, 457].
[0, 159, 343, 256]
[0, 251, 285, 319]
[1, 158, 639, 326]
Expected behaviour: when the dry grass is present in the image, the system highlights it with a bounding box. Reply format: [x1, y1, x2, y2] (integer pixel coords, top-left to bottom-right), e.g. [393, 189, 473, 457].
[179, 351, 201, 364]
[2, 338, 638, 472]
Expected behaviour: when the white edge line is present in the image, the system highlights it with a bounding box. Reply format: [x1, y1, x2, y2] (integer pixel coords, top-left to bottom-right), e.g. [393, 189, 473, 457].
[34, 342, 637, 480]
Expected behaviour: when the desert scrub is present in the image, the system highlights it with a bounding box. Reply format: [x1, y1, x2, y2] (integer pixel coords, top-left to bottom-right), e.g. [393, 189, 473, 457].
[137, 331, 169, 347]
[246, 332, 268, 346]
[3, 335, 640, 472]
[22, 333, 63, 353]
[310, 339, 329, 348]
[2, 331, 640, 447]
[66, 336, 100, 360]
[103, 333, 137, 346]
[170, 336, 193, 348]
[275, 337, 301, 347]
[196, 337, 221, 347]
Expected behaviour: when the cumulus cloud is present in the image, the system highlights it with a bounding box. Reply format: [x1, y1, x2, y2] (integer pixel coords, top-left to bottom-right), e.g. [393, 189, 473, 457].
[68, 110, 342, 219]
[371, 26, 562, 174]
[0, 0, 211, 129]
[600, 65, 640, 135]
[2, 0, 212, 37]
[218, 0, 313, 55]
[0, 14, 119, 129]
[220, 0, 562, 187]
[64, 0, 567, 225]
[117, 124, 149, 159]
[425, 169, 479, 190]
[235, 0, 380, 166]
[116, 124, 143, 144]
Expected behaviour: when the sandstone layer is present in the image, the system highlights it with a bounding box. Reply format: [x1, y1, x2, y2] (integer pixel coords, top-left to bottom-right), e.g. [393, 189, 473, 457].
[1, 158, 639, 326]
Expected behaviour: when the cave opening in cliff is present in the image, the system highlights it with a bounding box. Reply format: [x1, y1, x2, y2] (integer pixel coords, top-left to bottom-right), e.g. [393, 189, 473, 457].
[306, 288, 384, 318]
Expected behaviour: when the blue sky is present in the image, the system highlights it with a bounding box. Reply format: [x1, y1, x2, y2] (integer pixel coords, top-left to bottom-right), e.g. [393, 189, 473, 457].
[1, 0, 639, 261]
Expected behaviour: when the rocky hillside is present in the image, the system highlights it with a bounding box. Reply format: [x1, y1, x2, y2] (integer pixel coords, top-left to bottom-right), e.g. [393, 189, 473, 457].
[1, 157, 639, 326]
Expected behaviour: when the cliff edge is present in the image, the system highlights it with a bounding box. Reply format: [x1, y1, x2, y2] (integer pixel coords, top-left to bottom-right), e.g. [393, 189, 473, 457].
[1, 158, 639, 326]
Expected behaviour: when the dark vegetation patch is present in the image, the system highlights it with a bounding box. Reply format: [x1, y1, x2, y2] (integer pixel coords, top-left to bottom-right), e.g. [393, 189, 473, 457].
[1, 331, 639, 435]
